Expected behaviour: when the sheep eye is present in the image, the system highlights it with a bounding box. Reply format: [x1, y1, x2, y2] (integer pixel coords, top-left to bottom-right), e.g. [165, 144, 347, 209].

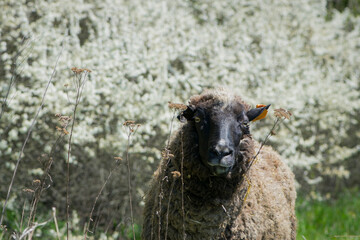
[194, 117, 201, 123]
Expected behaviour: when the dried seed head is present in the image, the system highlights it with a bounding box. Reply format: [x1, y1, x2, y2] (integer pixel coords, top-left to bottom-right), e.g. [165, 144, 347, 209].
[168, 102, 187, 110]
[274, 108, 292, 119]
[59, 116, 72, 122]
[171, 171, 181, 179]
[71, 67, 92, 74]
[71, 67, 83, 74]
[23, 188, 35, 193]
[33, 179, 41, 185]
[123, 120, 135, 126]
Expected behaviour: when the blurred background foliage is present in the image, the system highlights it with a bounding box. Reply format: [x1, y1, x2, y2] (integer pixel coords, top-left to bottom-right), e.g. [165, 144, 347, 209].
[0, 0, 359, 238]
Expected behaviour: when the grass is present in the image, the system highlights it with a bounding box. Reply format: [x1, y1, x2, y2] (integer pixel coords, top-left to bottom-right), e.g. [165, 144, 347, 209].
[297, 190, 360, 240]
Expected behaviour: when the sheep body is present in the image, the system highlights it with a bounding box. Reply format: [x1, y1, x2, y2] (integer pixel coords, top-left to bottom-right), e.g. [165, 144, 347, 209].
[142, 89, 296, 240]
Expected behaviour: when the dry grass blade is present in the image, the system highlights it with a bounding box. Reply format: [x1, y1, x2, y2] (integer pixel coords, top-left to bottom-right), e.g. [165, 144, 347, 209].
[17, 220, 49, 240]
[0, 35, 33, 122]
[52, 208, 61, 240]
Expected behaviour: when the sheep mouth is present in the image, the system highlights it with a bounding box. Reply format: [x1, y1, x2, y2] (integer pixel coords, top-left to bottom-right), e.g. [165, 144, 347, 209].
[208, 160, 233, 176]
[208, 154, 235, 176]
[213, 166, 231, 175]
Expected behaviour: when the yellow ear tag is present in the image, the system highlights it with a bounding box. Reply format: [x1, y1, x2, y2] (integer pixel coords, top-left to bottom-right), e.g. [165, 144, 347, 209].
[194, 117, 201, 123]
[252, 104, 268, 122]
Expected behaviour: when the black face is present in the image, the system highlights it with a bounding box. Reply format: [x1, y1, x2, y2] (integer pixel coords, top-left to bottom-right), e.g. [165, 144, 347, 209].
[178, 103, 269, 176]
[183, 106, 250, 176]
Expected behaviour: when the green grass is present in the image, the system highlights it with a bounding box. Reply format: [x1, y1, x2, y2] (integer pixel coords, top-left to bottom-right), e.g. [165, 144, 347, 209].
[297, 191, 360, 240]
[2, 191, 360, 239]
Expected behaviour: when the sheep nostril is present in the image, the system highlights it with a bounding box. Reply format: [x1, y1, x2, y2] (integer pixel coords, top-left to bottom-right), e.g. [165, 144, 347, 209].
[210, 149, 233, 158]
[223, 149, 233, 156]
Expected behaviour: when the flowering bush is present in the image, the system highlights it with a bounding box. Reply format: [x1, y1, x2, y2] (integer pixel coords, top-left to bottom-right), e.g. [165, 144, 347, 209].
[1, 0, 359, 226]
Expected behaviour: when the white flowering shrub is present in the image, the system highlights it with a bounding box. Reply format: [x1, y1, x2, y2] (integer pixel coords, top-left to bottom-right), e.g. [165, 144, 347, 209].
[1, 0, 360, 229]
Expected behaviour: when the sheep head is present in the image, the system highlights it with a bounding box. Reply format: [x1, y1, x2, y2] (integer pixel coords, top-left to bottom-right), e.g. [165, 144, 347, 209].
[179, 101, 270, 176]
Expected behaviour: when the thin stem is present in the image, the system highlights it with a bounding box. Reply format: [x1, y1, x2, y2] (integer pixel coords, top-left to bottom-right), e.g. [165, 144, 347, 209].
[180, 129, 186, 240]
[164, 180, 175, 240]
[66, 89, 80, 240]
[126, 129, 136, 240]
[66, 69, 89, 239]
[248, 118, 281, 170]
[84, 161, 119, 239]
[240, 117, 284, 206]
[0, 43, 64, 226]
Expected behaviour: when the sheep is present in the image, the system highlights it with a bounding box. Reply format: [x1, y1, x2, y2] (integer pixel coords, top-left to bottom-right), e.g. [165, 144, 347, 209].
[142, 89, 297, 240]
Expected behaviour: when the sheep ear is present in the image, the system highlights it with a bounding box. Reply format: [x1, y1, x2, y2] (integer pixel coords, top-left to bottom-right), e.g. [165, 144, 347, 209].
[247, 104, 271, 122]
[177, 105, 196, 123]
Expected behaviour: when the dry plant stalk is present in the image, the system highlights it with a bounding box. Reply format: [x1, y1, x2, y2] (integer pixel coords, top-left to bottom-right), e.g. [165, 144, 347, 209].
[83, 158, 121, 239]
[241, 108, 292, 204]
[123, 121, 140, 240]
[180, 130, 186, 240]
[151, 105, 182, 240]
[0, 44, 64, 227]
[25, 114, 70, 230]
[66, 67, 91, 240]
[164, 171, 181, 240]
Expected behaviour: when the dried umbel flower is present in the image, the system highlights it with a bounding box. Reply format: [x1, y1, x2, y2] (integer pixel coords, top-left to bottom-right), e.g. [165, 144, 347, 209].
[274, 108, 292, 119]
[71, 67, 92, 74]
[55, 114, 72, 124]
[123, 120, 141, 133]
[168, 102, 187, 110]
[123, 120, 136, 126]
[171, 171, 181, 179]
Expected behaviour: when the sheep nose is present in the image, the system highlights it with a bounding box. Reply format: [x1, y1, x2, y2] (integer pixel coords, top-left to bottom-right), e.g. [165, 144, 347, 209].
[211, 147, 232, 158]
[208, 141, 234, 168]
[211, 140, 233, 158]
